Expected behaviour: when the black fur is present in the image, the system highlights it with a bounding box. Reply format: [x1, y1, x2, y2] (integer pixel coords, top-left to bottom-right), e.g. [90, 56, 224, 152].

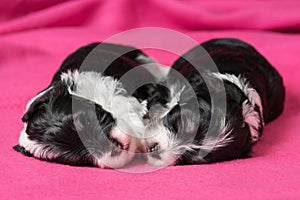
[15, 42, 156, 167]
[14, 39, 285, 167]
[145, 38, 285, 165]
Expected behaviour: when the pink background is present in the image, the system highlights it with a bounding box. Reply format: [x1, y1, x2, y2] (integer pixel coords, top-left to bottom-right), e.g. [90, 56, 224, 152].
[1, 0, 300, 199]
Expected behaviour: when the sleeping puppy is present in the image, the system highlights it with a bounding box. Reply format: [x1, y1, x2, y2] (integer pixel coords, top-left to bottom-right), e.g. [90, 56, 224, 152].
[13, 42, 158, 168]
[141, 38, 285, 166]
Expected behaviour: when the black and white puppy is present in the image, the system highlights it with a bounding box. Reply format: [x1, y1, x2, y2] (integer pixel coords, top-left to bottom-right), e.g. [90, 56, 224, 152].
[141, 38, 285, 166]
[13, 42, 159, 168]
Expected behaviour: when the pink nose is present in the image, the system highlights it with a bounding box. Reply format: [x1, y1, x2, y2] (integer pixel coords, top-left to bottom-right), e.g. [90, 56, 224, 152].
[111, 138, 129, 151]
[110, 127, 132, 151]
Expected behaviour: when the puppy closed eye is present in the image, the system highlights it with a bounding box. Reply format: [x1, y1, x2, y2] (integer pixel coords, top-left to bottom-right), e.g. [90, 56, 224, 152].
[111, 138, 125, 150]
[147, 143, 162, 159]
[148, 142, 159, 152]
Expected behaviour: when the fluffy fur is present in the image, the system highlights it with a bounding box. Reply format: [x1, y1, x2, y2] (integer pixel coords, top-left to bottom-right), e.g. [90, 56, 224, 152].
[14, 39, 285, 168]
[14, 42, 157, 168]
[140, 38, 285, 166]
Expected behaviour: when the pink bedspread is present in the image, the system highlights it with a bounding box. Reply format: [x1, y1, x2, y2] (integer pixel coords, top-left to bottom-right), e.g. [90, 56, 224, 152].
[1, 1, 300, 199]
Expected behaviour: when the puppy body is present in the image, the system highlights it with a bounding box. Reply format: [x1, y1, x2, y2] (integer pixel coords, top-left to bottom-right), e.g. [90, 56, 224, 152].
[142, 39, 285, 166]
[14, 43, 158, 168]
[14, 39, 285, 168]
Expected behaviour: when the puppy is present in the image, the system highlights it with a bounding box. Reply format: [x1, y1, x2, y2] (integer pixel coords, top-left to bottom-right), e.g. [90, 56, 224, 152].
[141, 38, 285, 166]
[13, 42, 158, 168]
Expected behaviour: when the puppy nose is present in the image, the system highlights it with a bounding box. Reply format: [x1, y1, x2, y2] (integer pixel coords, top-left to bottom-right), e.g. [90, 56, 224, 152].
[110, 126, 132, 152]
[110, 139, 125, 157]
[111, 138, 128, 151]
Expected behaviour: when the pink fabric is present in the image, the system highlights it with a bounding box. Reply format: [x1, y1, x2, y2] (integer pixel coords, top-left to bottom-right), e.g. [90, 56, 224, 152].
[1, 0, 300, 199]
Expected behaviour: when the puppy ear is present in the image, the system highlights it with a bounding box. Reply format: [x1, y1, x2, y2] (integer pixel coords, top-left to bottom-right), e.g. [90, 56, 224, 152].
[22, 86, 60, 122]
[163, 104, 181, 134]
[71, 95, 115, 133]
[164, 97, 203, 138]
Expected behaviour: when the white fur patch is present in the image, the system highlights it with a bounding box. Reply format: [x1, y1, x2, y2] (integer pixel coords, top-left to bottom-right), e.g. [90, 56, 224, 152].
[211, 72, 264, 142]
[61, 70, 147, 137]
[166, 84, 185, 110]
[25, 86, 53, 111]
[94, 151, 136, 169]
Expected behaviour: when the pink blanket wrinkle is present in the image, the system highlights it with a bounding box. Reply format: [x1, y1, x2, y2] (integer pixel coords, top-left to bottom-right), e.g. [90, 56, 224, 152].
[1, 0, 300, 199]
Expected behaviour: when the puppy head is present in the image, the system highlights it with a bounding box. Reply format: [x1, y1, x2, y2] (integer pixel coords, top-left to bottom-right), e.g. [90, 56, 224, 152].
[15, 77, 142, 168]
[141, 84, 202, 167]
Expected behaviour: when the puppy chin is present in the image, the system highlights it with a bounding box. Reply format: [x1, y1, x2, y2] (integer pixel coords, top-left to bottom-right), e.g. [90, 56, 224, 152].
[95, 126, 137, 169]
[95, 150, 136, 169]
[146, 152, 177, 167]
